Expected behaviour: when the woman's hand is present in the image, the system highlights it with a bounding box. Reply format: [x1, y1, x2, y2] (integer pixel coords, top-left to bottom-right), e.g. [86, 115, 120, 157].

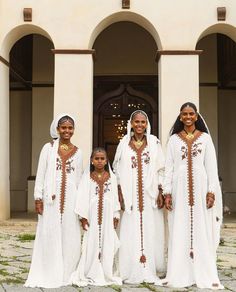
[206, 192, 215, 209]
[157, 186, 164, 209]
[118, 185, 125, 211]
[165, 194, 173, 211]
[113, 217, 119, 229]
[80, 218, 89, 231]
[35, 199, 43, 215]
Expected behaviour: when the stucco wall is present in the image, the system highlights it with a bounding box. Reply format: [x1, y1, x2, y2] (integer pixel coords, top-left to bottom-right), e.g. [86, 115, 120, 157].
[1, 0, 236, 58]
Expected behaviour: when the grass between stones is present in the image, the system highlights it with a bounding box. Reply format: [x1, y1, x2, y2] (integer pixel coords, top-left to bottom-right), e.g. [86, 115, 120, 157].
[0, 276, 24, 284]
[140, 282, 158, 291]
[109, 284, 122, 291]
[0, 269, 9, 276]
[0, 261, 9, 266]
[17, 233, 35, 242]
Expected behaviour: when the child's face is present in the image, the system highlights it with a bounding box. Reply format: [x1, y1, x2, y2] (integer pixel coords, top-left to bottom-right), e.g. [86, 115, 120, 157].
[92, 151, 107, 171]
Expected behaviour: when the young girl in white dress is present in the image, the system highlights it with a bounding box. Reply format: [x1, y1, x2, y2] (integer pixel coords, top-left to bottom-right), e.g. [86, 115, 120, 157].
[71, 147, 122, 287]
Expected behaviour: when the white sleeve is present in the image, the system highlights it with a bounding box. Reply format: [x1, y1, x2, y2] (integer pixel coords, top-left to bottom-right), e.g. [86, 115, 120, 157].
[112, 141, 122, 185]
[204, 135, 219, 194]
[34, 143, 50, 200]
[75, 149, 83, 188]
[163, 137, 174, 195]
[156, 142, 165, 187]
[111, 174, 120, 218]
[75, 172, 90, 220]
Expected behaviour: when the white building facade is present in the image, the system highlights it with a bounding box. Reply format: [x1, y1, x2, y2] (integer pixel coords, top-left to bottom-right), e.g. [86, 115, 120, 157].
[0, 0, 235, 219]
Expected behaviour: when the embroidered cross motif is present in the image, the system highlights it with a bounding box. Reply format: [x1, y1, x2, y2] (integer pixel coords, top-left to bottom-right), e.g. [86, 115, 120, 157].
[181, 145, 188, 160]
[56, 158, 75, 173]
[131, 156, 138, 168]
[104, 182, 111, 194]
[192, 142, 202, 157]
[142, 151, 150, 164]
[181, 143, 202, 160]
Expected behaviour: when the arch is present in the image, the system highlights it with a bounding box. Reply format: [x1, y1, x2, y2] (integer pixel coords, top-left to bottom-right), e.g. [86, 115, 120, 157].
[0, 24, 54, 59]
[196, 23, 236, 47]
[94, 83, 157, 113]
[88, 11, 162, 49]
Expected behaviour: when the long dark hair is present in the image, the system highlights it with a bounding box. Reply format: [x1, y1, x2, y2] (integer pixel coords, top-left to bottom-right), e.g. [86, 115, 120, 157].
[170, 102, 208, 135]
[90, 147, 110, 173]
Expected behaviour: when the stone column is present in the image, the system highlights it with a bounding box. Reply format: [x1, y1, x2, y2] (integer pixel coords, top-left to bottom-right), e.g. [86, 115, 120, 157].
[158, 51, 201, 147]
[0, 58, 10, 220]
[53, 50, 94, 165]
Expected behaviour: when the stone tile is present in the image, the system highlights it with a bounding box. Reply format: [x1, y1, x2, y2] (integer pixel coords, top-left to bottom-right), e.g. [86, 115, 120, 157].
[222, 280, 236, 291]
[82, 287, 115, 292]
[2, 283, 41, 291]
[219, 268, 236, 281]
[231, 269, 236, 280]
[1, 217, 236, 292]
[121, 288, 150, 292]
[42, 287, 77, 292]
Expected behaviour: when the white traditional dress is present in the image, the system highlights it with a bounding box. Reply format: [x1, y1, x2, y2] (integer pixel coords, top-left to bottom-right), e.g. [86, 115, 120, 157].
[71, 170, 122, 287]
[113, 134, 165, 284]
[25, 141, 83, 288]
[163, 131, 223, 289]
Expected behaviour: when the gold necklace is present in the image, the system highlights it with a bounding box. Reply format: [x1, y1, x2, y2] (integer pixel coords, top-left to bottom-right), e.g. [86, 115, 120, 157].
[133, 135, 145, 147]
[60, 143, 72, 151]
[96, 171, 105, 179]
[184, 128, 196, 140]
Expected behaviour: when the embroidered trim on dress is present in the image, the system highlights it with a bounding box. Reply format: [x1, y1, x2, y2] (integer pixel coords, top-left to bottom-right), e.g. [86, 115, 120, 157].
[90, 171, 110, 261]
[57, 146, 78, 222]
[129, 138, 147, 265]
[177, 131, 203, 259]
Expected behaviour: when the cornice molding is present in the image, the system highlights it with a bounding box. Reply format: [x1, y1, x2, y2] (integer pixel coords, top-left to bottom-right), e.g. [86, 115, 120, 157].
[155, 50, 203, 62]
[52, 49, 96, 61]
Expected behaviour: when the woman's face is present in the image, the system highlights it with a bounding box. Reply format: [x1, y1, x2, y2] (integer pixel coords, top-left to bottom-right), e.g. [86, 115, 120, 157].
[131, 113, 147, 135]
[91, 151, 107, 171]
[57, 120, 74, 140]
[180, 106, 198, 127]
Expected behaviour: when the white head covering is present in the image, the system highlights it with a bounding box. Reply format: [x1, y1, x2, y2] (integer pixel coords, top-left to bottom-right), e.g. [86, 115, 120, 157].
[50, 113, 75, 139]
[45, 113, 75, 204]
[126, 110, 151, 142]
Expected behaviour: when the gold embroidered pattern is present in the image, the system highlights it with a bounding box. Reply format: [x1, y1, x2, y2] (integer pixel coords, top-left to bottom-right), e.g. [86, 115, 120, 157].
[178, 131, 203, 259]
[90, 171, 110, 260]
[58, 146, 78, 222]
[129, 139, 147, 265]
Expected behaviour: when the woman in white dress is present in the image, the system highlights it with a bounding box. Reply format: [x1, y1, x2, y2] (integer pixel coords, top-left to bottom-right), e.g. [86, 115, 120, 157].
[25, 114, 83, 288]
[71, 147, 121, 287]
[163, 102, 223, 289]
[113, 110, 165, 284]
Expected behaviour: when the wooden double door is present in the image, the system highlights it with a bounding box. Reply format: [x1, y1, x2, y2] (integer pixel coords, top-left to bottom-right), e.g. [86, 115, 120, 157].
[93, 76, 158, 163]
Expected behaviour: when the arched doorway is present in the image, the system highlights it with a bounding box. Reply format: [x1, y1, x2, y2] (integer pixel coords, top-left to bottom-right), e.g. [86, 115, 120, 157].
[94, 83, 157, 162]
[9, 34, 54, 215]
[197, 32, 236, 212]
[93, 21, 158, 162]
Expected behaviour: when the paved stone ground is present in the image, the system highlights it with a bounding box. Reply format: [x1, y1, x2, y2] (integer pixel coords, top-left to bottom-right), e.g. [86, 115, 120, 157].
[0, 213, 236, 292]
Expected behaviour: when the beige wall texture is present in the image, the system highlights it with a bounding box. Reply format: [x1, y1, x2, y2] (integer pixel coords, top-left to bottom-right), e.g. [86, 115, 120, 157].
[0, 0, 236, 217]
